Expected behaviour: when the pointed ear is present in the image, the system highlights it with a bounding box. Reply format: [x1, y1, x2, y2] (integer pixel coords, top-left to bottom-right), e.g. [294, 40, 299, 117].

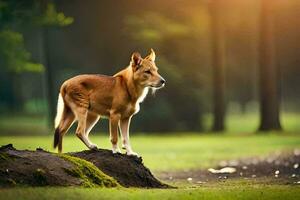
[131, 52, 142, 69]
[146, 48, 156, 62]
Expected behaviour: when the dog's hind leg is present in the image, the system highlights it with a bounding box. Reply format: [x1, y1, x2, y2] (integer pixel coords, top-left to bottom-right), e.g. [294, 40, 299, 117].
[55, 109, 75, 153]
[73, 107, 96, 150]
[84, 112, 100, 149]
[54, 95, 75, 153]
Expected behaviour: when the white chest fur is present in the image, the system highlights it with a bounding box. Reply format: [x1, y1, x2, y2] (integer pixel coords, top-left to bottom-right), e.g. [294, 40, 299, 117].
[134, 87, 149, 114]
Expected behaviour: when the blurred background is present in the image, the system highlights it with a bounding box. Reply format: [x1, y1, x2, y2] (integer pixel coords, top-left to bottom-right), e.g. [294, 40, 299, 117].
[0, 0, 299, 135]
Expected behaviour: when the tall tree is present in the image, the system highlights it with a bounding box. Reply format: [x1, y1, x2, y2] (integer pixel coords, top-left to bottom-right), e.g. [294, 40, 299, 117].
[0, 0, 73, 126]
[39, 2, 73, 126]
[210, 0, 226, 132]
[258, 0, 282, 131]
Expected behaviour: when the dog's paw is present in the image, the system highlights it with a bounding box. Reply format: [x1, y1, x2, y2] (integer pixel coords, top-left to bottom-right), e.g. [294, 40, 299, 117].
[89, 144, 98, 150]
[112, 148, 121, 154]
[126, 151, 140, 157]
[121, 144, 126, 150]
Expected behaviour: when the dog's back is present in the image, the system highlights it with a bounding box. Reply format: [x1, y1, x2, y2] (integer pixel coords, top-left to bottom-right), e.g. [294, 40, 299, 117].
[61, 74, 116, 109]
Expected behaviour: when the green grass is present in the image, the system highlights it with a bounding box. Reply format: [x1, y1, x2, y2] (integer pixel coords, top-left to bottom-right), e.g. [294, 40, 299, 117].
[203, 112, 300, 133]
[0, 133, 299, 172]
[0, 133, 299, 199]
[0, 115, 48, 135]
[1, 113, 299, 200]
[1, 112, 300, 135]
[0, 181, 299, 200]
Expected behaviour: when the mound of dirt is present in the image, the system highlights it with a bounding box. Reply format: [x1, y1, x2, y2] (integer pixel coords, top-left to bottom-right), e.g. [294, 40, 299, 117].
[0, 144, 168, 188]
[70, 149, 169, 188]
[0, 144, 119, 187]
[159, 150, 300, 184]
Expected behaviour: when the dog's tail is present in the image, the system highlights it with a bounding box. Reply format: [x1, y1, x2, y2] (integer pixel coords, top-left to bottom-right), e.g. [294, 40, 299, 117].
[53, 93, 64, 152]
[54, 93, 64, 129]
[53, 128, 60, 150]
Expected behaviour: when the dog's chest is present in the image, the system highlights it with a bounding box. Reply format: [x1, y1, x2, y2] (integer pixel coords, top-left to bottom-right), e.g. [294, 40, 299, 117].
[133, 103, 140, 114]
[124, 102, 140, 117]
[128, 88, 149, 115]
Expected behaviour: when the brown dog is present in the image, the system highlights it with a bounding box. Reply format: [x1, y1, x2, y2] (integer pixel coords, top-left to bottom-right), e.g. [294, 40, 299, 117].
[53, 49, 165, 156]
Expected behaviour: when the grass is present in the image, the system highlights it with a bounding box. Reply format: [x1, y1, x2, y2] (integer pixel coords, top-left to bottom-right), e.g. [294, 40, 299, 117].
[1, 112, 300, 135]
[0, 181, 299, 200]
[0, 133, 299, 172]
[203, 112, 300, 133]
[0, 113, 299, 200]
[0, 115, 48, 135]
[0, 134, 299, 200]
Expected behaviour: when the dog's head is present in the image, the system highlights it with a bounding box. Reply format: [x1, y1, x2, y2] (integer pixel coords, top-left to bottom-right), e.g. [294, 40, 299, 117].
[130, 49, 165, 89]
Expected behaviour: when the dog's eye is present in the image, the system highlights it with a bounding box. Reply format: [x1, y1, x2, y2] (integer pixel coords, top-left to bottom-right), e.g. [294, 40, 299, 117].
[144, 70, 151, 75]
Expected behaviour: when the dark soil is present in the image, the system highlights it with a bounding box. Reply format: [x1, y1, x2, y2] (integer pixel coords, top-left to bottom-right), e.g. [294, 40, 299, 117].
[0, 144, 83, 187]
[70, 149, 169, 188]
[0, 144, 168, 188]
[159, 150, 300, 185]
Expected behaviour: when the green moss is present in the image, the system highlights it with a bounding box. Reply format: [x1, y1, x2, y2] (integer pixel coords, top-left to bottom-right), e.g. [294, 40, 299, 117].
[0, 178, 17, 186]
[33, 168, 48, 186]
[59, 154, 120, 188]
[6, 178, 17, 186]
[0, 152, 12, 161]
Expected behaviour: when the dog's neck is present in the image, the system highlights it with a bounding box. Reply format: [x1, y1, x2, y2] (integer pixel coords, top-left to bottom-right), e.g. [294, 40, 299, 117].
[115, 67, 148, 103]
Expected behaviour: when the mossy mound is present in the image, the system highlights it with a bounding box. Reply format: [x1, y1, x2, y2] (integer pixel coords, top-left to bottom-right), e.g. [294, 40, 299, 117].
[0, 144, 169, 188]
[0, 144, 119, 187]
[70, 149, 169, 188]
[60, 154, 119, 187]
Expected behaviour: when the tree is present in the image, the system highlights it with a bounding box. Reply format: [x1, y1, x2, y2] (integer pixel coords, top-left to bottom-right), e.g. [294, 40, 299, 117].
[209, 0, 226, 132]
[258, 0, 282, 131]
[39, 2, 73, 125]
[124, 12, 204, 131]
[0, 0, 73, 124]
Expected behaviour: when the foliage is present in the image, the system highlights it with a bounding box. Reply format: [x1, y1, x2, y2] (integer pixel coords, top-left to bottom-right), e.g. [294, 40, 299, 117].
[125, 12, 189, 44]
[0, 0, 299, 131]
[0, 0, 73, 73]
[0, 0, 73, 28]
[38, 3, 73, 27]
[0, 30, 43, 73]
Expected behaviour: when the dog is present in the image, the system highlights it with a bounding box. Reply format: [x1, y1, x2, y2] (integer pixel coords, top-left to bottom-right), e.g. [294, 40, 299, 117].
[53, 49, 165, 156]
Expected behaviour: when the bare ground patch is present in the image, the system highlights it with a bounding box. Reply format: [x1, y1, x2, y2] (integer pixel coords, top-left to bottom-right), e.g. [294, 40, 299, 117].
[158, 149, 300, 185]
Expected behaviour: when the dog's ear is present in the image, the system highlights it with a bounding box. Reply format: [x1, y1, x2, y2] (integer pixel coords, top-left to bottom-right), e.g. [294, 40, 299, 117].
[131, 52, 142, 70]
[146, 48, 156, 62]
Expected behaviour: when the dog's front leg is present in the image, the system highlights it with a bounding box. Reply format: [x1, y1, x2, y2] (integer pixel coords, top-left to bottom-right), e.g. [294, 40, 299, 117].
[120, 117, 139, 156]
[109, 113, 121, 154]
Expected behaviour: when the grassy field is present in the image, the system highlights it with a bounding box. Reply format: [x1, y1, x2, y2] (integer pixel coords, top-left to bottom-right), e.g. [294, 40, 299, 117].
[0, 133, 299, 171]
[0, 182, 300, 200]
[1, 112, 300, 135]
[0, 134, 299, 200]
[0, 113, 300, 200]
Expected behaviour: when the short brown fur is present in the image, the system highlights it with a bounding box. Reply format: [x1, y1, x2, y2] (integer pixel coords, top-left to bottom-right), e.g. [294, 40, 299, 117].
[54, 49, 165, 156]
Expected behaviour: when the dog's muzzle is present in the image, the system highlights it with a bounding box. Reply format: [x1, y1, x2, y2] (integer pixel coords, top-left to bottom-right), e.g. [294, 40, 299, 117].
[151, 77, 166, 89]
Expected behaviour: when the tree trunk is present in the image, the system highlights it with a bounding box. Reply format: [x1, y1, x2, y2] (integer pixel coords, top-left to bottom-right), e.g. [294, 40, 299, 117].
[11, 73, 23, 112]
[41, 27, 56, 127]
[258, 0, 282, 131]
[210, 0, 226, 132]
